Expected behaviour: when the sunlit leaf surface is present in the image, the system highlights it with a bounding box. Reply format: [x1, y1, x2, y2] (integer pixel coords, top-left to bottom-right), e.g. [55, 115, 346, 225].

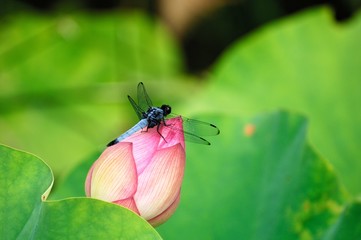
[158, 111, 345, 239]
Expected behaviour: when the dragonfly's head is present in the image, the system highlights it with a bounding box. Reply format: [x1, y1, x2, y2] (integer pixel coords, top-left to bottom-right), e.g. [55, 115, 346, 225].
[161, 104, 171, 116]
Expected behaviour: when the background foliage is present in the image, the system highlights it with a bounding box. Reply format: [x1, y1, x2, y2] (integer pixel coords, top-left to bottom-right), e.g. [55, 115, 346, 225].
[1, 2, 361, 240]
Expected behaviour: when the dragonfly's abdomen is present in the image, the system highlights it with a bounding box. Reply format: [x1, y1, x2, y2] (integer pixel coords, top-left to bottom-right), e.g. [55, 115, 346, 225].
[107, 119, 149, 146]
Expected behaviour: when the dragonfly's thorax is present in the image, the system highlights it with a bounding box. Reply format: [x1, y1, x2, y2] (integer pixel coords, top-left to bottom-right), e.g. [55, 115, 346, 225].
[144, 106, 169, 128]
[143, 105, 171, 128]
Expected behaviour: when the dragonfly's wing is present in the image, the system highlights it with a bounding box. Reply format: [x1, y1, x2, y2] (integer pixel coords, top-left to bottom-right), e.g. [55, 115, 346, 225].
[182, 117, 220, 136]
[165, 115, 220, 145]
[137, 82, 153, 110]
[183, 130, 211, 145]
[128, 95, 144, 120]
[168, 115, 220, 136]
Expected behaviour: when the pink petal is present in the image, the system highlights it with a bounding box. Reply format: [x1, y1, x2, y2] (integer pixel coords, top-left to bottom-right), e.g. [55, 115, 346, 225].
[124, 128, 161, 174]
[85, 164, 95, 196]
[148, 192, 181, 227]
[158, 117, 185, 150]
[134, 143, 185, 220]
[90, 142, 138, 202]
[113, 197, 140, 215]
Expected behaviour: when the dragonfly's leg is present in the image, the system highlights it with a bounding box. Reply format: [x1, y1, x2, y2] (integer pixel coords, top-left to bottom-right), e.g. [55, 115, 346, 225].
[162, 118, 168, 126]
[157, 124, 167, 142]
[141, 126, 149, 133]
[162, 118, 174, 127]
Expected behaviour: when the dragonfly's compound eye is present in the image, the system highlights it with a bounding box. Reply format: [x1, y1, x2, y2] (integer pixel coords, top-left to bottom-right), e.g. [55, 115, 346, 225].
[161, 105, 172, 115]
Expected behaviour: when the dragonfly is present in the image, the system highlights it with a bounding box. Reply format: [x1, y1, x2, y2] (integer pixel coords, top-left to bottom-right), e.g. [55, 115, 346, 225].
[107, 82, 220, 147]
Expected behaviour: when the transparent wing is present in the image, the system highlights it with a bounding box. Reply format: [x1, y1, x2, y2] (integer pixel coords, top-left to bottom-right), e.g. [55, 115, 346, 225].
[128, 95, 144, 120]
[165, 115, 220, 145]
[137, 82, 153, 110]
[183, 130, 212, 145]
[168, 114, 220, 136]
[181, 117, 220, 136]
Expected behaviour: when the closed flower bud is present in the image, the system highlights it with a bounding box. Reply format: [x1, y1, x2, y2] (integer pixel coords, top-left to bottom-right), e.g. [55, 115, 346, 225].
[85, 117, 185, 227]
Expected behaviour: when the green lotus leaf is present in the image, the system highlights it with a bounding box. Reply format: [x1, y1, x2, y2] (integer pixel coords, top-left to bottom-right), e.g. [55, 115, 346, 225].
[0, 145, 161, 239]
[158, 111, 345, 239]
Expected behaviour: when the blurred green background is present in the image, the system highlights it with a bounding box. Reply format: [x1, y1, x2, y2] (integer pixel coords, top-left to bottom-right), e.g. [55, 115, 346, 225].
[1, 0, 361, 239]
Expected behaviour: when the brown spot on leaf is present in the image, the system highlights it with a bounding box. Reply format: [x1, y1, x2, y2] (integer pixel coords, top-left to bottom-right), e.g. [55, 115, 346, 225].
[244, 124, 256, 136]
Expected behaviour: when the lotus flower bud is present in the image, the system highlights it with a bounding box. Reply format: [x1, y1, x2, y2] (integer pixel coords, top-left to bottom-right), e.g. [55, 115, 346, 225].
[85, 117, 185, 226]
